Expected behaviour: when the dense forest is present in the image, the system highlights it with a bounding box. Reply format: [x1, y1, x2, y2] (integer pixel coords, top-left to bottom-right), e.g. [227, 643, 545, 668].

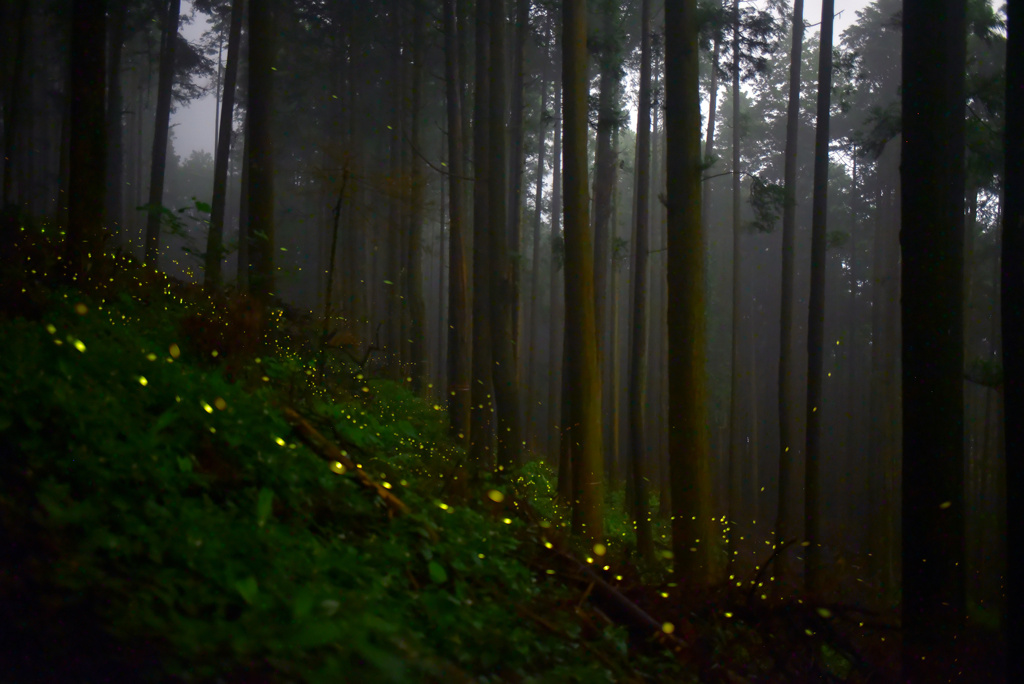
[0, 0, 1020, 681]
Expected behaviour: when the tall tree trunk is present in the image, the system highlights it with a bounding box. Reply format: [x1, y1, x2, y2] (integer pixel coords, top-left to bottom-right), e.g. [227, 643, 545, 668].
[804, 0, 834, 596]
[66, 0, 106, 279]
[1003, 1, 1023, 679]
[2, 0, 30, 207]
[246, 0, 275, 303]
[901, 1, 966, 678]
[628, 0, 655, 563]
[387, 0, 406, 372]
[105, 0, 126, 240]
[727, 0, 743, 570]
[509, 0, 529, 376]
[564, 0, 604, 541]
[776, 0, 804, 585]
[702, 29, 721, 227]
[664, 0, 711, 583]
[237, 132, 250, 290]
[593, 1, 621, 479]
[592, 0, 618, 391]
[471, 0, 495, 468]
[444, 0, 472, 449]
[489, 0, 522, 471]
[868, 142, 901, 597]
[526, 58, 549, 450]
[144, 0, 181, 266]
[205, 0, 244, 290]
[549, 36, 564, 462]
[408, 0, 427, 391]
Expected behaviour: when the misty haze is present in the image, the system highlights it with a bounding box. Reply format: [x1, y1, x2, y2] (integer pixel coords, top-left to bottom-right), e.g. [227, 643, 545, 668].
[0, 0, 1020, 682]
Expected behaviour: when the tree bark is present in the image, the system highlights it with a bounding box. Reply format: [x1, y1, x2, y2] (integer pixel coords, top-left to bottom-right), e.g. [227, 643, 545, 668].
[509, 0, 529, 375]
[205, 0, 244, 290]
[444, 0, 472, 449]
[563, 0, 604, 542]
[549, 34, 564, 464]
[246, 0, 275, 303]
[1003, 1, 1023, 680]
[471, 0, 495, 468]
[726, 0, 743, 571]
[144, 0, 181, 266]
[66, 0, 106, 280]
[489, 0, 522, 471]
[901, 1, 967, 678]
[628, 0, 655, 563]
[664, 0, 712, 583]
[2, 0, 30, 207]
[804, 0, 834, 597]
[775, 0, 803, 586]
[526, 57, 549, 450]
[408, 0, 427, 392]
[237, 131, 250, 290]
[105, 0, 126, 240]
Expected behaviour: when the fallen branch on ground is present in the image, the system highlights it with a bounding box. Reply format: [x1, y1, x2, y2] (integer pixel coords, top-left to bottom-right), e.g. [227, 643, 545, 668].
[282, 406, 410, 517]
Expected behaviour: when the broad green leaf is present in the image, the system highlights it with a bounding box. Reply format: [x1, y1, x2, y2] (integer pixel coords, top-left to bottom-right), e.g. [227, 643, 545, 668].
[257, 487, 274, 527]
[176, 456, 193, 473]
[427, 561, 447, 584]
[292, 587, 315, 621]
[292, 621, 342, 648]
[235, 576, 259, 604]
[154, 409, 177, 434]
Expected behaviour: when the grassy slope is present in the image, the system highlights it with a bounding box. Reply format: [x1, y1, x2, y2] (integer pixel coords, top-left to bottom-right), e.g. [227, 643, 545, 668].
[0, 231, 691, 682]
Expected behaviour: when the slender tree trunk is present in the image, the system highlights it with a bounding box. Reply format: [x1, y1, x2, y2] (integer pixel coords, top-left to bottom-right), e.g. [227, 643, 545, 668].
[144, 0, 181, 266]
[489, 0, 522, 470]
[105, 1, 125, 239]
[387, 0, 405, 371]
[237, 132, 250, 290]
[526, 59, 549, 450]
[549, 38, 564, 461]
[901, 1, 966, 677]
[214, 37, 223, 153]
[67, 0, 106, 279]
[776, 0, 804, 585]
[665, 0, 711, 583]
[628, 0, 655, 563]
[727, 0, 744, 570]
[702, 30, 721, 224]
[804, 0, 834, 596]
[247, 0, 275, 303]
[408, 0, 427, 391]
[1003, 1, 1023, 679]
[318, 171, 348, 382]
[592, 1, 618, 409]
[444, 0, 472, 448]
[564, 0, 604, 541]
[2, 0, 30, 207]
[471, 0, 495, 468]
[438, 166, 448, 395]
[205, 0, 244, 290]
[509, 0, 529, 376]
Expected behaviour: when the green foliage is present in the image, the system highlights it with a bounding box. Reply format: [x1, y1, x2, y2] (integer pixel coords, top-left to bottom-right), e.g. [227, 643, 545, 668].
[0, 284, 690, 682]
[748, 175, 786, 233]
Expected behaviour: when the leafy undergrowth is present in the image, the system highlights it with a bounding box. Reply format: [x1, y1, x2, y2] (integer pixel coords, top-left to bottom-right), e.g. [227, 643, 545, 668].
[1, 220, 968, 683]
[0, 227, 696, 683]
